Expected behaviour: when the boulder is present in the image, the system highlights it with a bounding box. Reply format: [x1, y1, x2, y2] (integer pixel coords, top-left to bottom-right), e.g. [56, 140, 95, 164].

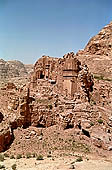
[91, 128, 110, 149]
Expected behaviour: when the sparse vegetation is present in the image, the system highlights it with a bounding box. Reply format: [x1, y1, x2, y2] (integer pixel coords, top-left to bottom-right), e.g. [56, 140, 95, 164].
[76, 156, 83, 162]
[98, 119, 103, 124]
[0, 155, 4, 162]
[90, 99, 96, 105]
[94, 74, 112, 82]
[16, 154, 22, 159]
[48, 104, 53, 109]
[90, 122, 94, 126]
[71, 141, 90, 153]
[37, 99, 48, 104]
[10, 155, 15, 159]
[94, 74, 104, 80]
[4, 153, 9, 158]
[11, 164, 17, 170]
[36, 155, 44, 160]
[26, 152, 32, 159]
[104, 78, 112, 82]
[0, 164, 5, 169]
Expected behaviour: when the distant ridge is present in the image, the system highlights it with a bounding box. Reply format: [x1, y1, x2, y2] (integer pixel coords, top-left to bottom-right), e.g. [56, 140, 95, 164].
[0, 59, 28, 79]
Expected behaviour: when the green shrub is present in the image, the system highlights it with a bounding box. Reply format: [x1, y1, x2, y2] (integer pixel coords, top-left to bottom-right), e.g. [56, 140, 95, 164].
[16, 154, 22, 159]
[0, 155, 4, 162]
[94, 75, 104, 80]
[36, 155, 44, 160]
[10, 155, 15, 159]
[11, 164, 17, 170]
[4, 153, 9, 158]
[48, 104, 52, 109]
[0, 164, 5, 169]
[90, 100, 96, 105]
[104, 78, 112, 82]
[90, 122, 94, 126]
[98, 119, 103, 124]
[26, 152, 32, 159]
[76, 156, 83, 162]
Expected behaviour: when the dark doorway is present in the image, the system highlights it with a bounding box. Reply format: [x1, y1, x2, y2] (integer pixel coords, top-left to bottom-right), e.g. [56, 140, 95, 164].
[40, 71, 44, 79]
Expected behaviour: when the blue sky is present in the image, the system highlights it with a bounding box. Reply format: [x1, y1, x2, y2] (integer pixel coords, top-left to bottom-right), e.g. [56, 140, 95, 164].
[0, 0, 112, 64]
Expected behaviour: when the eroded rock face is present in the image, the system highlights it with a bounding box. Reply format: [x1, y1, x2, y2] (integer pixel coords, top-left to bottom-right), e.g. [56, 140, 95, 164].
[19, 89, 35, 128]
[9, 88, 35, 129]
[31, 109, 56, 128]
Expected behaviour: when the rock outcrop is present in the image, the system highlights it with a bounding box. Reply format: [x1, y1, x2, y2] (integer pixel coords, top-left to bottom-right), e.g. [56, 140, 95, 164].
[77, 21, 112, 79]
[84, 22, 112, 56]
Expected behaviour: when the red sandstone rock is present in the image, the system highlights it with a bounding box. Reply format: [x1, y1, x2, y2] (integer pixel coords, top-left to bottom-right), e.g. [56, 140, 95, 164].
[0, 123, 13, 152]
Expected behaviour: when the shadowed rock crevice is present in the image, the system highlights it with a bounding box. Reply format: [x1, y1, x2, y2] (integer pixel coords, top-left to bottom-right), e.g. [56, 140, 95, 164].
[0, 112, 4, 123]
[0, 124, 14, 152]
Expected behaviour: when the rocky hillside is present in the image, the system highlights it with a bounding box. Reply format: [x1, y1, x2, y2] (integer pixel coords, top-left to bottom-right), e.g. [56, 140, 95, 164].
[77, 21, 112, 79]
[84, 21, 112, 56]
[0, 59, 34, 80]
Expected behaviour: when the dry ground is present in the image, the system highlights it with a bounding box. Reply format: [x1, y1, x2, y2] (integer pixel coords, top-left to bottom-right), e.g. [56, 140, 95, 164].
[0, 156, 112, 170]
